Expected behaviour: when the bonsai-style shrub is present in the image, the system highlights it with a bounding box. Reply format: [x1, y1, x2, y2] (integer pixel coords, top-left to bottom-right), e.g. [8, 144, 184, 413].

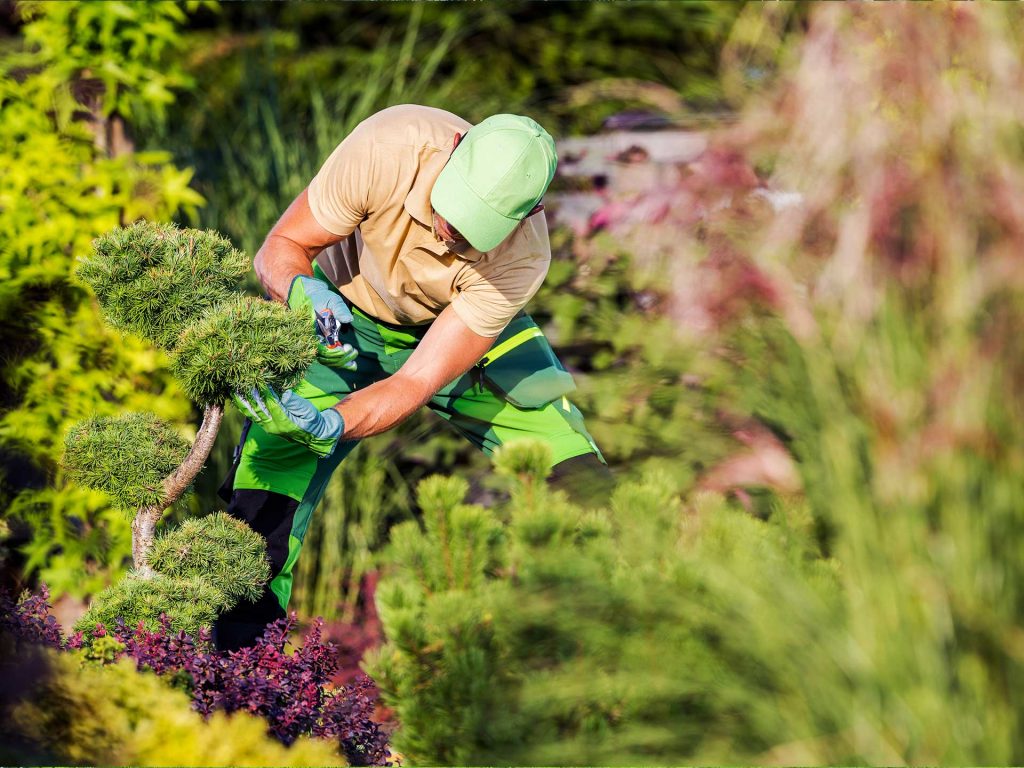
[63, 413, 191, 512]
[66, 220, 314, 630]
[72, 512, 270, 639]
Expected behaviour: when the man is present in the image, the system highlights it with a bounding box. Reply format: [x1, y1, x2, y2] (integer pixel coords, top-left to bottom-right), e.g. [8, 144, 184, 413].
[216, 104, 607, 650]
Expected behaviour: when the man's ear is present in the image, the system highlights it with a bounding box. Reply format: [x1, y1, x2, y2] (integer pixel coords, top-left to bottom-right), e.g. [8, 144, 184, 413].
[453, 132, 463, 149]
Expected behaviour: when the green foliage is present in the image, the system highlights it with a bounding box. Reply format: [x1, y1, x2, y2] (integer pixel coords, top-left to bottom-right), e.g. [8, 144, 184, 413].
[74, 572, 226, 640]
[0, 0, 201, 596]
[63, 413, 190, 512]
[532, 244, 735, 481]
[694, 7, 1024, 762]
[3, 650, 342, 766]
[393, 474, 504, 594]
[80, 221, 249, 351]
[368, 447, 839, 765]
[75, 511, 273, 641]
[148, 512, 271, 606]
[6, 487, 136, 597]
[171, 295, 317, 405]
[17, 1, 195, 124]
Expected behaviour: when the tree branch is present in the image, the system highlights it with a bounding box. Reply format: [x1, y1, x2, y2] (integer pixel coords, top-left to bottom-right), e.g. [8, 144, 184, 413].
[163, 403, 224, 505]
[132, 403, 224, 574]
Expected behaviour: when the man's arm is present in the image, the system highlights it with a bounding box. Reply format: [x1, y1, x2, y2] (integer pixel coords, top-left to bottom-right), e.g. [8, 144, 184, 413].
[254, 188, 342, 302]
[330, 303, 495, 439]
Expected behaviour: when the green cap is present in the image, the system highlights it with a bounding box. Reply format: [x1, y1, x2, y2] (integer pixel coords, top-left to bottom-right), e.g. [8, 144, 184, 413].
[430, 114, 557, 252]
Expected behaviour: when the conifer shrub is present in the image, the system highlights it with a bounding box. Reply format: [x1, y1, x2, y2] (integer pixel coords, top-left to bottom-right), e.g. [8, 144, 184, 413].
[147, 512, 271, 606]
[74, 573, 227, 640]
[74, 512, 272, 640]
[171, 294, 316, 405]
[63, 413, 191, 511]
[65, 219, 316, 636]
[79, 221, 250, 350]
[368, 441, 841, 765]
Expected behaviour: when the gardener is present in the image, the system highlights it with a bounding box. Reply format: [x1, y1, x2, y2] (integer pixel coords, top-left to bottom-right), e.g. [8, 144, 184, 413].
[216, 104, 607, 650]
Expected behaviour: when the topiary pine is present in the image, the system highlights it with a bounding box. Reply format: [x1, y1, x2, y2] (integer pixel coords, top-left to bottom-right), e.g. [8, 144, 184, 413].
[67, 220, 315, 642]
[147, 512, 271, 607]
[78, 221, 249, 350]
[63, 413, 191, 511]
[74, 573, 228, 640]
[171, 295, 316, 405]
[67, 220, 318, 578]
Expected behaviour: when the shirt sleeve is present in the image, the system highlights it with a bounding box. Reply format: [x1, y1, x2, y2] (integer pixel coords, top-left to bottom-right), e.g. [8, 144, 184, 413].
[450, 215, 552, 337]
[307, 119, 376, 236]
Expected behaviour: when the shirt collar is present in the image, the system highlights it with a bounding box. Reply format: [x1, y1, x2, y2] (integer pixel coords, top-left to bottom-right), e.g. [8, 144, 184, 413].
[404, 147, 449, 229]
[404, 146, 484, 262]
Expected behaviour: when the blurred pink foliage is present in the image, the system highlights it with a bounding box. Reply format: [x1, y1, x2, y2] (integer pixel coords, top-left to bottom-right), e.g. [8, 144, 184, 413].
[556, 2, 1024, 500]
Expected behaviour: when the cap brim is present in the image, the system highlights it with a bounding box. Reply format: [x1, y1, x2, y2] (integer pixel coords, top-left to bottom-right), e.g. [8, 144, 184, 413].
[430, 164, 519, 253]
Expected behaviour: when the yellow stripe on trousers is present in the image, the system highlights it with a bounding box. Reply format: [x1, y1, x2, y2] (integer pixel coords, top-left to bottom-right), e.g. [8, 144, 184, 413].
[480, 327, 544, 366]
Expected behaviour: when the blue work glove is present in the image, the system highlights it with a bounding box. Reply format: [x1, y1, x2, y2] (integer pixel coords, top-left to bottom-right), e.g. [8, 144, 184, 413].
[288, 275, 358, 370]
[233, 386, 345, 458]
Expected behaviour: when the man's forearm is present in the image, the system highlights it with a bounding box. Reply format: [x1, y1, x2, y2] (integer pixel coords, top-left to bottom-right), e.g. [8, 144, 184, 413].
[331, 373, 433, 440]
[253, 234, 317, 303]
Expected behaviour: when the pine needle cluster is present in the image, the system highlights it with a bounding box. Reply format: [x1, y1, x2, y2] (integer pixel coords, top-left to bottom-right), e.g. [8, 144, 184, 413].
[147, 512, 271, 605]
[74, 573, 226, 639]
[75, 512, 271, 640]
[369, 449, 840, 766]
[63, 413, 190, 511]
[79, 221, 249, 350]
[171, 295, 317, 405]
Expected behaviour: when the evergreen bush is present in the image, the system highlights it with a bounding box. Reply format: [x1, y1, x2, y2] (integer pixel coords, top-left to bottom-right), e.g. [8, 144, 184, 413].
[147, 512, 271, 607]
[368, 441, 840, 765]
[64, 218, 316, 636]
[74, 573, 227, 640]
[171, 294, 316, 405]
[71, 511, 272, 641]
[79, 221, 250, 350]
[63, 413, 190, 511]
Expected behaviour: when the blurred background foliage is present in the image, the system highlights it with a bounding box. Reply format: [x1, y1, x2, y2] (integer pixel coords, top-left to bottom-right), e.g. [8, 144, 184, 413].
[6, 0, 1024, 764]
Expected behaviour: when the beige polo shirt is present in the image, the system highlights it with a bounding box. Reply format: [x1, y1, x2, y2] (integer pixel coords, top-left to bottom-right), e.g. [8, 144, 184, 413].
[307, 104, 551, 337]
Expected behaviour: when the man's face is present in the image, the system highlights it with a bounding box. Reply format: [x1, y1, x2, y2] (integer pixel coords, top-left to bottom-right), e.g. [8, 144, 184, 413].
[432, 209, 472, 254]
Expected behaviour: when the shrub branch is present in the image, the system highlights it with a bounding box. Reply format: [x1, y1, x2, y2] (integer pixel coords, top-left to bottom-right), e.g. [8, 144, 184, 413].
[132, 403, 224, 574]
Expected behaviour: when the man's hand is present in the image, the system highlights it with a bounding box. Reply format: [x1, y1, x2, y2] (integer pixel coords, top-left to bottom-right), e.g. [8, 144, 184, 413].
[233, 386, 345, 458]
[288, 275, 358, 370]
